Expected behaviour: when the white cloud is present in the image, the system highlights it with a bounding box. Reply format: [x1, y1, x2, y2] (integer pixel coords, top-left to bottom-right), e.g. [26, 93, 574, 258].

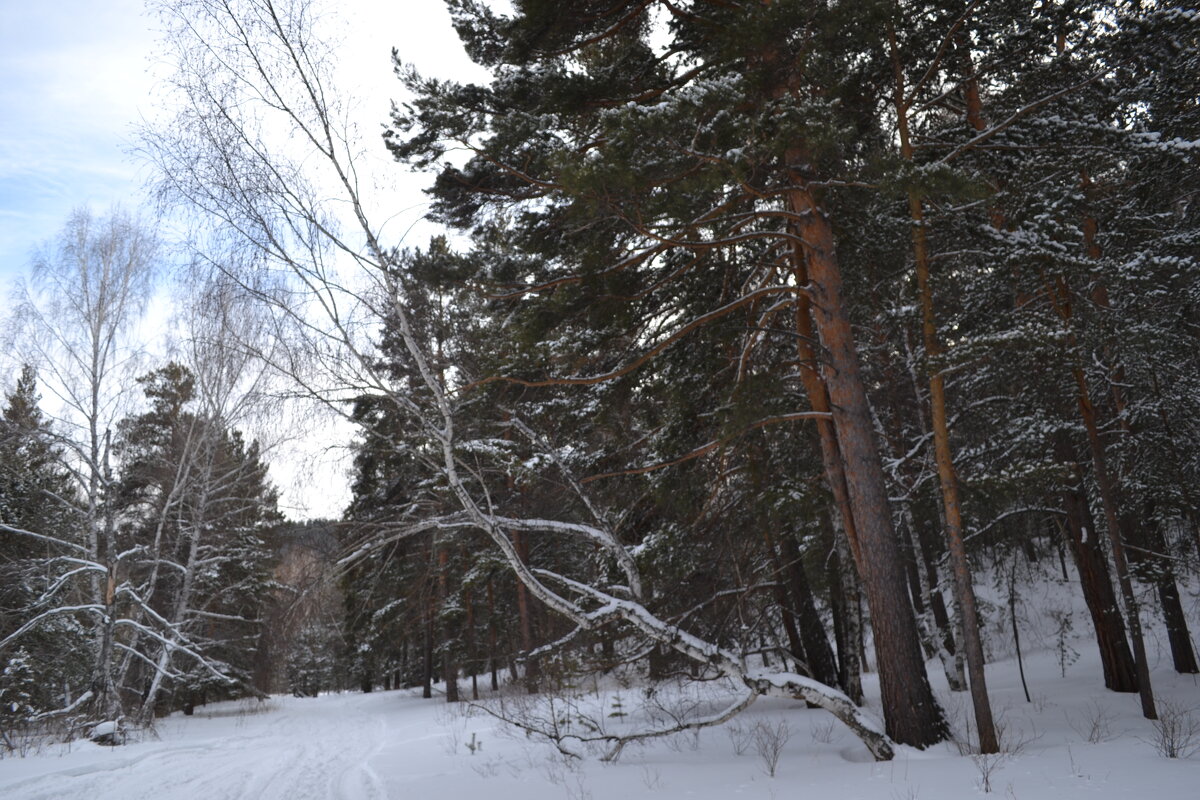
[0, 0, 490, 519]
[0, 0, 155, 278]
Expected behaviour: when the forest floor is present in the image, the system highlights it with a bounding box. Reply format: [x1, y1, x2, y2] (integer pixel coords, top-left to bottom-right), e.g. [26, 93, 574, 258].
[2, 575, 1199, 799]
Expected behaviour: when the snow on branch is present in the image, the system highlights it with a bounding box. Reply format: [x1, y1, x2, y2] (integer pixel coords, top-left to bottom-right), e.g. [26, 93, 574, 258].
[529, 569, 896, 760]
[0, 604, 105, 652]
[468, 286, 806, 389]
[582, 411, 832, 484]
[0, 521, 88, 553]
[30, 690, 94, 722]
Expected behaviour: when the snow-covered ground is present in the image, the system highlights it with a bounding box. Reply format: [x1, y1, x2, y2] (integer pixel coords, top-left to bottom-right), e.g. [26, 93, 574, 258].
[2, 639, 1198, 800]
[4, 563, 1200, 799]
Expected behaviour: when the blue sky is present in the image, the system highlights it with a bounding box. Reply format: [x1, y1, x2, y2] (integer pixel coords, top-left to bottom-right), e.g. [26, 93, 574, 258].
[0, 0, 157, 282]
[0, 0, 481, 287]
[0, 0, 484, 517]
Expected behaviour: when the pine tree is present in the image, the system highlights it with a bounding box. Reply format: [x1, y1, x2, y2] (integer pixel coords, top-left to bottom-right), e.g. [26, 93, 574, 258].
[0, 367, 91, 721]
[389, 0, 951, 747]
[114, 363, 279, 717]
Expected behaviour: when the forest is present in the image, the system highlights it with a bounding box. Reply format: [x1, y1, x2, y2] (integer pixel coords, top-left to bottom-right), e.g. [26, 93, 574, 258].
[1, 0, 1199, 771]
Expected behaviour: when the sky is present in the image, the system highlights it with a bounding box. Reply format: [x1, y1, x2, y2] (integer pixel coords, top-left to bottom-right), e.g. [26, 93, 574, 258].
[0, 0, 481, 283]
[0, 0, 486, 518]
[0, 0, 156, 280]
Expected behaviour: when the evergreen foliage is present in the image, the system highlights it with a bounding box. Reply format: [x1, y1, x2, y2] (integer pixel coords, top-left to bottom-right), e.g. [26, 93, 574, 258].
[346, 0, 1200, 749]
[25, 0, 1190, 762]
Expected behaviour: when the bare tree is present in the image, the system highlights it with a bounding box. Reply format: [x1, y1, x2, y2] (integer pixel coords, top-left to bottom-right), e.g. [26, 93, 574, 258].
[131, 271, 280, 719]
[142, 0, 898, 761]
[1, 207, 259, 731]
[6, 206, 157, 723]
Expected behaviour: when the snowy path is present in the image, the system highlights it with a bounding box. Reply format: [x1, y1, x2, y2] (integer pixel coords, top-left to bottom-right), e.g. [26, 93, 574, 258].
[3, 647, 1199, 800]
[0, 694, 396, 800]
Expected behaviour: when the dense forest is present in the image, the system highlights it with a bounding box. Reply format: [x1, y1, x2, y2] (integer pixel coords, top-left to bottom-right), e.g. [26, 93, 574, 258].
[2, 0, 1198, 762]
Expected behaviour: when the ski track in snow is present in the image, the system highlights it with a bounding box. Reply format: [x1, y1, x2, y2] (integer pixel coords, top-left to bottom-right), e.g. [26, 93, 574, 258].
[4, 631, 1200, 800]
[2, 695, 394, 800]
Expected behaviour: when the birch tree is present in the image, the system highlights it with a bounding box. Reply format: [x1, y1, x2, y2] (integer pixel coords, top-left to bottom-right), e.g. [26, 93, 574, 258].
[1, 207, 269, 730]
[5, 206, 157, 724]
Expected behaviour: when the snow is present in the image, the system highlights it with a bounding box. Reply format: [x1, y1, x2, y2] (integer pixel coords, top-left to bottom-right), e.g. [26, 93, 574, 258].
[4, 565, 1200, 799]
[88, 721, 119, 738]
[1, 695, 391, 799]
[3, 641, 1199, 799]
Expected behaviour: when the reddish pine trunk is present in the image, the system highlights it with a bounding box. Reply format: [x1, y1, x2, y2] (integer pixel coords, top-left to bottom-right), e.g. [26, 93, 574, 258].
[792, 248, 864, 703]
[890, 29, 996, 751]
[788, 179, 948, 748]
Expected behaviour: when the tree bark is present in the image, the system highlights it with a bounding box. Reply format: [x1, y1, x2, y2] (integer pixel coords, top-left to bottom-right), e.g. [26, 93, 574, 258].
[824, 511, 864, 705]
[421, 591, 434, 699]
[487, 579, 500, 691]
[790, 260, 864, 569]
[1148, 372, 1200, 557]
[764, 528, 809, 672]
[1139, 511, 1199, 674]
[791, 241, 865, 702]
[1157, 574, 1199, 674]
[437, 541, 459, 703]
[1071, 346, 1155, 718]
[777, 532, 840, 688]
[465, 585, 480, 699]
[890, 28, 997, 752]
[1054, 438, 1138, 693]
[1066, 169, 1156, 717]
[511, 529, 540, 693]
[1081, 186, 1198, 678]
[787, 178, 948, 748]
[901, 512, 966, 691]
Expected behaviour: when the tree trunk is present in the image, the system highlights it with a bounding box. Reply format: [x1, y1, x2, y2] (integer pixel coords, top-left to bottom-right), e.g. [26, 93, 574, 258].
[1148, 372, 1200, 557]
[465, 585, 481, 699]
[790, 258, 864, 569]
[92, 570, 120, 721]
[1139, 511, 1199, 674]
[778, 532, 840, 688]
[511, 530, 539, 693]
[825, 512, 864, 705]
[890, 29, 997, 752]
[764, 528, 809, 672]
[896, 516, 933, 657]
[1066, 175, 1156, 717]
[487, 579, 500, 691]
[1099, 348, 1199, 677]
[787, 178, 948, 748]
[421, 594, 434, 699]
[1054, 439, 1138, 693]
[901, 513, 966, 691]
[905, 178, 997, 753]
[1072, 361, 1156, 718]
[437, 542, 459, 703]
[1158, 577, 1199, 674]
[792, 241, 864, 703]
[912, 518, 957, 659]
